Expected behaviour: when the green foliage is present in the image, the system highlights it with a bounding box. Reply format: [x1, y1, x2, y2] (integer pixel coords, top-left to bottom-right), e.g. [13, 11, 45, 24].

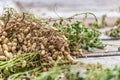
[49, 12, 105, 52]
[86, 65, 120, 80]
[106, 18, 120, 37]
[7, 63, 120, 80]
[106, 25, 120, 37]
[36, 64, 120, 80]
[59, 22, 105, 51]
[0, 53, 39, 78]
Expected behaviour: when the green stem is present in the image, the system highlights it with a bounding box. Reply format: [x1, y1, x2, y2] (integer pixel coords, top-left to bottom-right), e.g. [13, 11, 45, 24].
[68, 12, 98, 24]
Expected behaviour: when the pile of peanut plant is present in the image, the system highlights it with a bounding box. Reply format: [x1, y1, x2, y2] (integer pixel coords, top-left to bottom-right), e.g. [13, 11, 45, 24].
[0, 8, 105, 79]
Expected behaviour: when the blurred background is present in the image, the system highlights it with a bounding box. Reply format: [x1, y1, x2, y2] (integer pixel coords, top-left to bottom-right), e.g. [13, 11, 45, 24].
[1, 0, 120, 25]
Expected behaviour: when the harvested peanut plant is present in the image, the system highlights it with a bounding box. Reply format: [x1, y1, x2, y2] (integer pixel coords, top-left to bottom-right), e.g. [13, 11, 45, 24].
[106, 18, 120, 37]
[0, 8, 105, 79]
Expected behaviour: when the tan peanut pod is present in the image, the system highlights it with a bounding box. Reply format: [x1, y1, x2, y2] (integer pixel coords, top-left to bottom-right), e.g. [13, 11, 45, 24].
[51, 27, 58, 31]
[63, 51, 69, 56]
[4, 51, 13, 59]
[47, 56, 53, 61]
[32, 22, 37, 26]
[12, 42, 17, 46]
[18, 37, 23, 42]
[62, 35, 67, 41]
[61, 46, 65, 51]
[13, 39, 17, 42]
[0, 21, 4, 25]
[0, 56, 6, 60]
[13, 54, 17, 58]
[17, 50, 22, 56]
[27, 27, 30, 30]
[71, 59, 78, 64]
[27, 42, 31, 46]
[0, 48, 3, 52]
[11, 46, 16, 52]
[2, 44, 9, 51]
[51, 49, 56, 53]
[1, 36, 5, 40]
[0, 52, 3, 55]
[60, 54, 65, 59]
[71, 52, 77, 56]
[39, 37, 43, 41]
[53, 51, 58, 55]
[40, 44, 44, 50]
[24, 29, 29, 33]
[22, 45, 27, 51]
[24, 41, 27, 45]
[27, 47, 31, 51]
[51, 60, 55, 63]
[17, 34, 21, 38]
[26, 34, 31, 39]
[22, 60, 27, 68]
[7, 42, 12, 46]
[42, 67, 47, 72]
[19, 28, 23, 31]
[31, 43, 36, 49]
[52, 54, 57, 60]
[66, 55, 74, 61]
[27, 40, 30, 43]
[2, 31, 7, 36]
[8, 46, 12, 51]
[49, 45, 54, 50]
[33, 30, 37, 33]
[0, 46, 3, 55]
[20, 33, 24, 38]
[41, 50, 45, 56]
[3, 38, 8, 43]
